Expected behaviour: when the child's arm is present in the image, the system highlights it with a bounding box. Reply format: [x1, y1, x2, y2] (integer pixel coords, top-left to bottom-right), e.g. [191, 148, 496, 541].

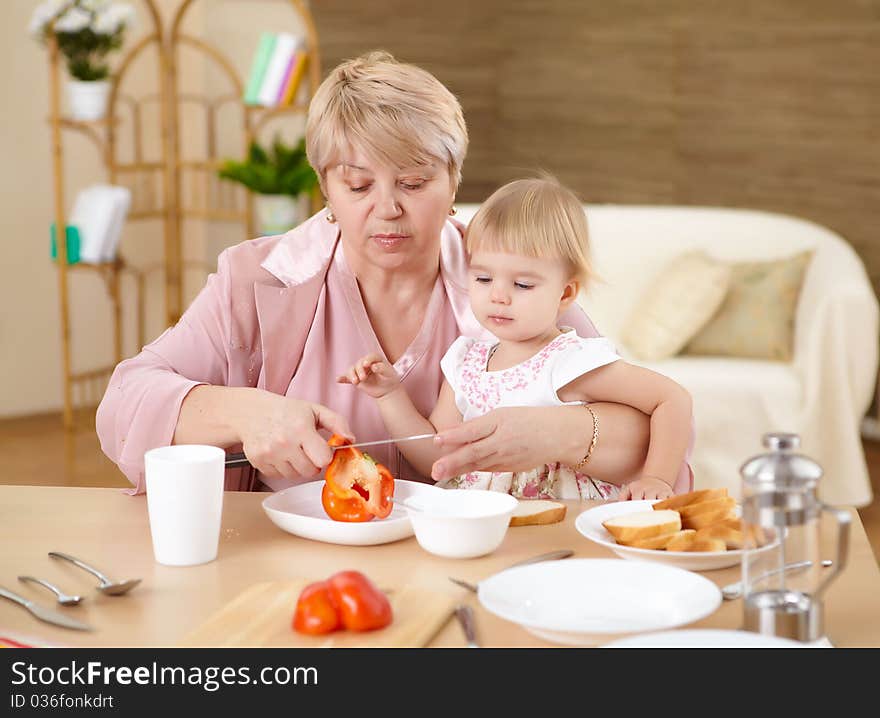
[338, 354, 463, 479]
[558, 361, 692, 500]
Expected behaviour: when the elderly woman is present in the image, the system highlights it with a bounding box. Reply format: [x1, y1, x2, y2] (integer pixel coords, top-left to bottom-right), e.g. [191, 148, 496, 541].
[97, 51, 689, 495]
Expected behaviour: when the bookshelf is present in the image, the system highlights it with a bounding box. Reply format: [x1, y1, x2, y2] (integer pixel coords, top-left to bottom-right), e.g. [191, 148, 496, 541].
[46, 0, 322, 430]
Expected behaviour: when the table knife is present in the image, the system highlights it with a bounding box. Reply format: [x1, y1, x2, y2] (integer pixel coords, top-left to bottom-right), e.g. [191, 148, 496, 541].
[0, 587, 93, 631]
[224, 433, 437, 468]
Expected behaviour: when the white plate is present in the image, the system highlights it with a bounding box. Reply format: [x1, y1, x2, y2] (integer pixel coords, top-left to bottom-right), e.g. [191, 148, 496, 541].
[602, 629, 809, 648]
[477, 558, 721, 646]
[262, 479, 443, 546]
[575, 500, 778, 571]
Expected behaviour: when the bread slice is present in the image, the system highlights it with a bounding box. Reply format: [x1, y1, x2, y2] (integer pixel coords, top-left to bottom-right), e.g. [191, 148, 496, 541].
[652, 488, 729, 512]
[716, 517, 743, 531]
[509, 500, 566, 527]
[677, 496, 736, 520]
[695, 523, 744, 550]
[666, 530, 698, 552]
[624, 529, 695, 550]
[680, 537, 727, 553]
[602, 510, 681, 544]
[682, 506, 737, 530]
[745, 524, 772, 548]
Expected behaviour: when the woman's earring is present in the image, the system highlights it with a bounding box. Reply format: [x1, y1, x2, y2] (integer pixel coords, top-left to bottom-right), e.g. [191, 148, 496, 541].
[325, 206, 337, 223]
[448, 205, 457, 216]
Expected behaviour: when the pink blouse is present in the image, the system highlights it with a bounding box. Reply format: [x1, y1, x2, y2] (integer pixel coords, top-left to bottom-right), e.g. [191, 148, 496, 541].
[268, 243, 460, 490]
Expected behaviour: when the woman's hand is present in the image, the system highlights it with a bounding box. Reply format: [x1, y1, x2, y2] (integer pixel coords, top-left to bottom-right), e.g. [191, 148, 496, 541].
[618, 476, 673, 501]
[236, 392, 354, 481]
[430, 403, 651, 483]
[337, 353, 401, 399]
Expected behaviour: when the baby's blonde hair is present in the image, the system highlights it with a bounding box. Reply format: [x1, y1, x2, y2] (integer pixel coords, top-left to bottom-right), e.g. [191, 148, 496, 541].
[466, 176, 593, 286]
[306, 51, 468, 190]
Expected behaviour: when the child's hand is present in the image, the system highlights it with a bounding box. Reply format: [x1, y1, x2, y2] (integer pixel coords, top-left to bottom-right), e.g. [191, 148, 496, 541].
[337, 353, 401, 399]
[618, 475, 673, 501]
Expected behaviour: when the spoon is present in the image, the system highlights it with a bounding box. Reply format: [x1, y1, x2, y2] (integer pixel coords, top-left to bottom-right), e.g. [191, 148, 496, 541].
[390, 496, 423, 512]
[48, 552, 141, 596]
[17, 576, 83, 606]
[721, 559, 833, 600]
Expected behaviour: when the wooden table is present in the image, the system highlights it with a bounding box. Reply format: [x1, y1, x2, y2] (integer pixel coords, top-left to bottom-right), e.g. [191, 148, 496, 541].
[1, 486, 878, 647]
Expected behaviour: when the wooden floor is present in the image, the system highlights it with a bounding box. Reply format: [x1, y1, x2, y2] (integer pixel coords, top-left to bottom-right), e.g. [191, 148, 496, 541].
[2, 412, 879, 563]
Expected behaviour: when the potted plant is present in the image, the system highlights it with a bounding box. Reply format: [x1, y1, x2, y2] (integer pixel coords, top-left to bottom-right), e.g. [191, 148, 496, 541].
[219, 136, 319, 235]
[30, 0, 136, 121]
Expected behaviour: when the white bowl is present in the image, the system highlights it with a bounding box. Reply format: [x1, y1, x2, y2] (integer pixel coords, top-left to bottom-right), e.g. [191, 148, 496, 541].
[406, 490, 519, 559]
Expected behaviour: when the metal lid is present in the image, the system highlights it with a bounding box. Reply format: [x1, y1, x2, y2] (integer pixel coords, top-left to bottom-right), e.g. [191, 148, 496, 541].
[740, 432, 823, 489]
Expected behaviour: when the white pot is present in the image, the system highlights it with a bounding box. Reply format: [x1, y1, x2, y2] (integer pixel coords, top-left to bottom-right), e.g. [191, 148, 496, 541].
[66, 79, 111, 121]
[255, 194, 309, 235]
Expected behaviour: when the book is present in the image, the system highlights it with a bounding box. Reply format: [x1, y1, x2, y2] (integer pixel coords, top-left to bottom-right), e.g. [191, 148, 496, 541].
[99, 185, 132, 261]
[257, 32, 299, 107]
[243, 33, 277, 105]
[274, 51, 296, 105]
[49, 224, 81, 264]
[278, 51, 309, 107]
[63, 184, 131, 264]
[69, 185, 110, 264]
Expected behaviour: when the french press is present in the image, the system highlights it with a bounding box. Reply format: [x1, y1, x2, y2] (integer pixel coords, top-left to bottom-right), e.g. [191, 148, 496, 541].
[739, 432, 850, 642]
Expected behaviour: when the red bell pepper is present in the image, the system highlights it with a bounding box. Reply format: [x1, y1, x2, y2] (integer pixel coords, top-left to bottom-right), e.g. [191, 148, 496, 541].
[327, 570, 393, 632]
[292, 571, 392, 635]
[321, 434, 394, 522]
[291, 581, 342, 635]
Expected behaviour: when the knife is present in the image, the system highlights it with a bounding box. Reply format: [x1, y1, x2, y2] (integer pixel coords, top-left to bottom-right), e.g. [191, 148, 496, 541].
[0, 587, 93, 631]
[224, 433, 437, 468]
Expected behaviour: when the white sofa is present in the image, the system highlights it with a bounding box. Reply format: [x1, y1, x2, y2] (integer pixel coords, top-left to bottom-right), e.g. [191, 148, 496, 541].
[455, 204, 879, 507]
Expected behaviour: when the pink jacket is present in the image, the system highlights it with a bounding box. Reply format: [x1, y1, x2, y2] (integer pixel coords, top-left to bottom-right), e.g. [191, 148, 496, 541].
[96, 208, 693, 494]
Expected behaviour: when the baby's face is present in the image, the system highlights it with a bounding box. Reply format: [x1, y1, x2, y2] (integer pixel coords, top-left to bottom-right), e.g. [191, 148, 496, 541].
[467, 250, 576, 343]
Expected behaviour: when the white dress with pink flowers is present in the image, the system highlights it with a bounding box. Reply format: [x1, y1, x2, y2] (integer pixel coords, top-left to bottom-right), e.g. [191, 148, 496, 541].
[436, 329, 623, 500]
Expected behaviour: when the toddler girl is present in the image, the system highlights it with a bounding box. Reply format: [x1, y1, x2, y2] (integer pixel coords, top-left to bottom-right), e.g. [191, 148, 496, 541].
[339, 177, 693, 500]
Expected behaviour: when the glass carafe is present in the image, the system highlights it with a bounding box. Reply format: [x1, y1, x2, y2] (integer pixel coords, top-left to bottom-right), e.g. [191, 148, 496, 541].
[739, 432, 850, 642]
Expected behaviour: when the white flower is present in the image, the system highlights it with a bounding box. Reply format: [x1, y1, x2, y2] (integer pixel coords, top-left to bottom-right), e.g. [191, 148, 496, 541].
[80, 0, 112, 11]
[94, 4, 136, 36]
[47, 0, 75, 14]
[28, 3, 56, 38]
[54, 6, 93, 34]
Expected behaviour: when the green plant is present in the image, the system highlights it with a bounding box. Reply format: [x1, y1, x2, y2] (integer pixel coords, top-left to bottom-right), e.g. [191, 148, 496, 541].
[30, 1, 136, 82]
[218, 136, 318, 197]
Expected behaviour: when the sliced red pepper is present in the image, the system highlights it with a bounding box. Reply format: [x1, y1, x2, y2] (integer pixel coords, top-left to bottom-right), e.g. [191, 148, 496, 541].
[292, 581, 342, 635]
[320, 483, 373, 523]
[326, 570, 393, 632]
[321, 434, 394, 522]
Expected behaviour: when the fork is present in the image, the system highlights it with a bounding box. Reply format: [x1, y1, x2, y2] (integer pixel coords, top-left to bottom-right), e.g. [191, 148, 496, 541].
[455, 605, 479, 648]
[449, 549, 574, 593]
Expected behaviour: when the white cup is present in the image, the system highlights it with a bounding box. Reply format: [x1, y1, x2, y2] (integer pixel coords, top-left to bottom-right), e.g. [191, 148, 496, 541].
[144, 445, 225, 566]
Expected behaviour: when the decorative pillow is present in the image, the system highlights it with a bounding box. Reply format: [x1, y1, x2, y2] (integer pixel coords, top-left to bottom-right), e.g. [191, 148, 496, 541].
[683, 251, 814, 361]
[620, 251, 732, 361]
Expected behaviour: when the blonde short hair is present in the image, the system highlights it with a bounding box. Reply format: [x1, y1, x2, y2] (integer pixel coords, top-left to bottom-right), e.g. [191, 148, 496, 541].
[306, 51, 468, 189]
[466, 177, 593, 286]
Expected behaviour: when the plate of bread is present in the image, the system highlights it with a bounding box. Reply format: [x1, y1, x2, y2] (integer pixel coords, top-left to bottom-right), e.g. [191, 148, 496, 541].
[574, 488, 778, 571]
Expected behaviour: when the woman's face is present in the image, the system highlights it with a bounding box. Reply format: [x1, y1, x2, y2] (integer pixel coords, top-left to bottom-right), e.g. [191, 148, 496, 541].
[323, 147, 455, 274]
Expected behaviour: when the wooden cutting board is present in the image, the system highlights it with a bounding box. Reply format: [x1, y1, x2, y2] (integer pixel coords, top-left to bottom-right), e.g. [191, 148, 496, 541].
[178, 579, 458, 648]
